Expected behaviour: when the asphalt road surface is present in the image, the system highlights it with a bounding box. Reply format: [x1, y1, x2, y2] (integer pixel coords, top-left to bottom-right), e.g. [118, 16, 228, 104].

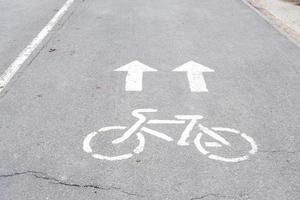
[0, 0, 65, 74]
[0, 0, 299, 199]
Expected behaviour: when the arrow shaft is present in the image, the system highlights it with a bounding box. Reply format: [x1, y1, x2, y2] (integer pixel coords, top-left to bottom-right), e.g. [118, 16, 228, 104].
[125, 71, 143, 91]
[187, 72, 208, 92]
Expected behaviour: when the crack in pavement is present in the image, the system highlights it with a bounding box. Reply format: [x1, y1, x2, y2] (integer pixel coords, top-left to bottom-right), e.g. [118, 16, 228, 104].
[191, 193, 236, 200]
[0, 171, 142, 197]
[260, 150, 300, 154]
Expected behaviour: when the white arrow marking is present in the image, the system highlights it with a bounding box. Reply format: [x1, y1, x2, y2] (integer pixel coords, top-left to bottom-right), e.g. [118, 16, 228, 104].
[173, 61, 214, 92]
[114, 60, 157, 91]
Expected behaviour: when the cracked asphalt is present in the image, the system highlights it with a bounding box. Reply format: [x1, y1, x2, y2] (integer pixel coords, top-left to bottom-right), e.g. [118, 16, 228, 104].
[0, 0, 299, 199]
[0, 171, 141, 197]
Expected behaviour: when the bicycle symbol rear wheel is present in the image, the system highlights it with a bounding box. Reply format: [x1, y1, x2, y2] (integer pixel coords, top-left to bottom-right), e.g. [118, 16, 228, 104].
[83, 126, 145, 161]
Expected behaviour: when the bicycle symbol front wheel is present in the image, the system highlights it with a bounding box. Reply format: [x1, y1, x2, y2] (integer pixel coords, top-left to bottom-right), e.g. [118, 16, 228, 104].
[194, 127, 258, 162]
[83, 126, 145, 161]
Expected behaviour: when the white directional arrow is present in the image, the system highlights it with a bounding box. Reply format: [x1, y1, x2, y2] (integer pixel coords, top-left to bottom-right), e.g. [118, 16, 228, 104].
[114, 60, 157, 91]
[173, 61, 214, 92]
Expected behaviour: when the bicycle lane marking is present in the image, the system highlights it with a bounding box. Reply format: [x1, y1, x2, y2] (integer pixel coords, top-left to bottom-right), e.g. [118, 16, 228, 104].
[83, 109, 258, 162]
[0, 0, 76, 94]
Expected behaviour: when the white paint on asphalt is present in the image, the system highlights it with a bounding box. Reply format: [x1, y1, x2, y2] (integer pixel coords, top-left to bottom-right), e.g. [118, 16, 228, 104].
[194, 127, 257, 163]
[114, 60, 157, 91]
[93, 153, 133, 161]
[212, 127, 240, 134]
[83, 126, 127, 154]
[205, 142, 222, 147]
[0, 0, 76, 94]
[173, 61, 215, 92]
[133, 132, 145, 154]
[208, 154, 249, 162]
[141, 127, 174, 141]
[147, 119, 185, 124]
[241, 133, 258, 154]
[83, 108, 257, 162]
[82, 131, 97, 153]
[194, 133, 210, 155]
[177, 118, 199, 146]
[199, 124, 231, 146]
[83, 126, 145, 161]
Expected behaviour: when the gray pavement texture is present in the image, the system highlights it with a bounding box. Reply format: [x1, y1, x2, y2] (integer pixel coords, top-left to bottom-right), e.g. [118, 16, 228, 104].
[0, 0, 65, 74]
[0, 0, 299, 199]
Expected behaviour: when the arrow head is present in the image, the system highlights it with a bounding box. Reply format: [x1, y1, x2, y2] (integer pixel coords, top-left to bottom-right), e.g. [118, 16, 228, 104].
[114, 60, 157, 72]
[173, 61, 214, 72]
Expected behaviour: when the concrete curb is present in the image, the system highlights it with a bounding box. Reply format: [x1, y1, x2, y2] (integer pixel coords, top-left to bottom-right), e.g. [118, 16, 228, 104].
[243, 0, 300, 47]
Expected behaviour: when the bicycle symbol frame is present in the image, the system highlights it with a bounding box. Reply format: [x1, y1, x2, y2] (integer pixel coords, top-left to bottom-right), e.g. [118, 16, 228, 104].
[83, 109, 257, 162]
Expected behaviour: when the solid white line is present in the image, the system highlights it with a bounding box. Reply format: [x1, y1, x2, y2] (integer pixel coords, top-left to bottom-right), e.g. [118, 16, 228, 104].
[0, 0, 75, 93]
[147, 119, 185, 124]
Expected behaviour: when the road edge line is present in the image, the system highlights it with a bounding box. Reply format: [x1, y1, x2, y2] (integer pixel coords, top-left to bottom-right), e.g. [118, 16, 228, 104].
[0, 0, 76, 94]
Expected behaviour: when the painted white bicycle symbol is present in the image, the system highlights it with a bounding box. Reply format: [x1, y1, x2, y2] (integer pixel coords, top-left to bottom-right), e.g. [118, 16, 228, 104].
[83, 109, 257, 162]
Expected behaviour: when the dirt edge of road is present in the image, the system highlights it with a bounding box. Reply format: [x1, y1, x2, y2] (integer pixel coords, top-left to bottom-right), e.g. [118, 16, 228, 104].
[282, 0, 300, 4]
[246, 0, 300, 46]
